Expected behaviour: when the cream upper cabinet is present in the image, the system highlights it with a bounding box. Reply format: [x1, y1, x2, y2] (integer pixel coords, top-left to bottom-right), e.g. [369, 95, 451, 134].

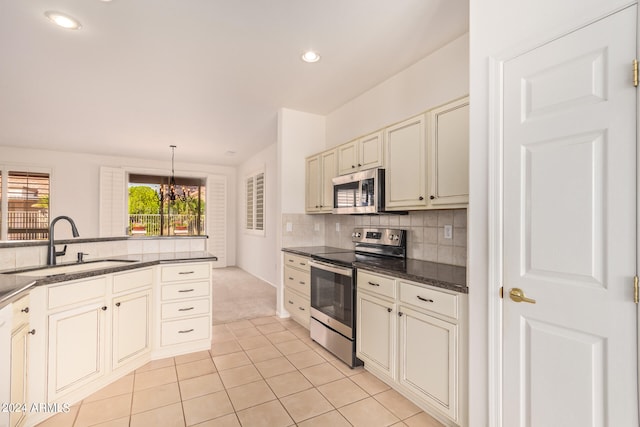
[337, 131, 384, 175]
[385, 115, 428, 210]
[427, 96, 469, 207]
[305, 149, 337, 214]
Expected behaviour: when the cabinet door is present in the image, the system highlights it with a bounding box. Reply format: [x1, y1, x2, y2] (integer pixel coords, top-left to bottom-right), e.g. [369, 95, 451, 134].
[398, 305, 457, 421]
[337, 141, 359, 175]
[305, 155, 321, 212]
[320, 149, 337, 212]
[359, 131, 384, 170]
[428, 97, 469, 206]
[10, 323, 29, 427]
[48, 303, 105, 400]
[385, 115, 428, 209]
[112, 290, 151, 369]
[356, 292, 396, 380]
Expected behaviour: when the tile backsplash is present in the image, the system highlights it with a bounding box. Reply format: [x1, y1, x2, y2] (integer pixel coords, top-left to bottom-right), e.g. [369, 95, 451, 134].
[281, 209, 467, 267]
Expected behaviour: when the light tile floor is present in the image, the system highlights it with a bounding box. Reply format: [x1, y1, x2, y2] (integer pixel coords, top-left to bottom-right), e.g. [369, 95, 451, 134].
[37, 316, 445, 427]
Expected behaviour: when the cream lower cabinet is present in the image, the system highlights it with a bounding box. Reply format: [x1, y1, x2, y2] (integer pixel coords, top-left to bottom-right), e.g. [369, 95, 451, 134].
[282, 252, 310, 328]
[10, 296, 30, 427]
[356, 269, 467, 427]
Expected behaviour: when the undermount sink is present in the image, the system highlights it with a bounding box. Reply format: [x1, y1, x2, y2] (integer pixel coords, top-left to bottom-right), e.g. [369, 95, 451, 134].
[10, 260, 137, 277]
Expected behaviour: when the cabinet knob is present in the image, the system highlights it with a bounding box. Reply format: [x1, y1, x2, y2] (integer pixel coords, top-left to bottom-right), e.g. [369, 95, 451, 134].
[398, 312, 403, 317]
[430, 195, 435, 200]
[28, 329, 36, 335]
[101, 306, 108, 311]
[115, 302, 121, 307]
[387, 308, 392, 313]
[21, 307, 29, 314]
[358, 163, 362, 167]
[352, 165, 356, 169]
[418, 196, 424, 201]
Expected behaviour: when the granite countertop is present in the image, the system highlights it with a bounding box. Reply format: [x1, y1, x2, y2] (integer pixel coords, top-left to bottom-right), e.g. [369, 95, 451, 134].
[282, 246, 467, 294]
[0, 251, 217, 309]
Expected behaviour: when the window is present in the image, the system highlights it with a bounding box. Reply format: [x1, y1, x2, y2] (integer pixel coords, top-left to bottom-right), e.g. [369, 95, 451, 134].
[245, 170, 265, 235]
[127, 173, 206, 236]
[0, 170, 50, 241]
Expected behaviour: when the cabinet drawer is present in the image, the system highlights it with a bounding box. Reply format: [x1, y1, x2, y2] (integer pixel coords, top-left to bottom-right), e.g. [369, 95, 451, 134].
[284, 288, 310, 325]
[161, 316, 210, 346]
[283, 254, 310, 272]
[112, 268, 153, 294]
[284, 266, 310, 296]
[399, 281, 458, 319]
[161, 281, 210, 301]
[48, 277, 107, 310]
[357, 270, 396, 299]
[161, 263, 210, 282]
[161, 298, 210, 320]
[12, 295, 30, 329]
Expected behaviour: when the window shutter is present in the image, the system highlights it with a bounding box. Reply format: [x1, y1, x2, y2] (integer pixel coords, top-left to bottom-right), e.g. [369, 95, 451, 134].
[207, 174, 227, 267]
[246, 176, 254, 230]
[255, 172, 264, 231]
[99, 166, 126, 237]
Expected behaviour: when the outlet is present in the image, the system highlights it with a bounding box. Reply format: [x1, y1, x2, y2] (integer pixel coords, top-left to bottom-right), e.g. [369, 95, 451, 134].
[286, 222, 292, 232]
[335, 222, 340, 232]
[444, 224, 453, 239]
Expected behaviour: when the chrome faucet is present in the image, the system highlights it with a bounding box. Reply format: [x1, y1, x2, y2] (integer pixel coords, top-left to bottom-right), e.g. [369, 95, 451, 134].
[47, 216, 80, 265]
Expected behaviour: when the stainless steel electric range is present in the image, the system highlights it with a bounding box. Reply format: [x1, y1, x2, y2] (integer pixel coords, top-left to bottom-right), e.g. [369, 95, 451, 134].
[308, 227, 407, 367]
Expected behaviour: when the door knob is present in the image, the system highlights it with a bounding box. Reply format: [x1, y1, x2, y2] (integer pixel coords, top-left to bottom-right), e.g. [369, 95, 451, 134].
[509, 288, 536, 304]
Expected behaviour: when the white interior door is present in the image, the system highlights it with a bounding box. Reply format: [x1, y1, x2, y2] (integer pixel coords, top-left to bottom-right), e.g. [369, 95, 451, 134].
[502, 6, 638, 426]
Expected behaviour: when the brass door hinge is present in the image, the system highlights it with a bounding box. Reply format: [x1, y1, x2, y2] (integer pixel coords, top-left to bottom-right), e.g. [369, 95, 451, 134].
[634, 276, 639, 304]
[634, 59, 638, 87]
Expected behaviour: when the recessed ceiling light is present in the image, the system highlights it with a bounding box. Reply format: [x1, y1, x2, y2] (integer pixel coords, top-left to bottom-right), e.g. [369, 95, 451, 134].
[44, 11, 82, 30]
[301, 51, 320, 63]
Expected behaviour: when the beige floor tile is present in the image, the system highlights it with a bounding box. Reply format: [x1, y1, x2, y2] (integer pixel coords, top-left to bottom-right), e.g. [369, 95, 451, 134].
[225, 319, 254, 330]
[135, 357, 175, 374]
[250, 316, 279, 326]
[285, 350, 326, 369]
[91, 416, 130, 427]
[183, 391, 235, 426]
[212, 324, 231, 334]
[218, 364, 262, 388]
[213, 351, 252, 371]
[134, 366, 178, 391]
[297, 410, 352, 427]
[211, 330, 237, 344]
[339, 397, 400, 427]
[176, 358, 217, 381]
[237, 335, 271, 350]
[83, 374, 134, 402]
[34, 404, 79, 427]
[274, 339, 310, 355]
[231, 326, 263, 339]
[317, 377, 368, 408]
[390, 422, 409, 427]
[350, 371, 391, 395]
[256, 322, 286, 335]
[280, 388, 334, 423]
[265, 371, 313, 398]
[175, 350, 212, 365]
[403, 411, 445, 427]
[373, 389, 422, 420]
[331, 359, 365, 377]
[254, 356, 296, 378]
[244, 344, 282, 363]
[265, 330, 297, 344]
[226, 380, 277, 411]
[192, 413, 241, 426]
[236, 400, 294, 427]
[179, 373, 225, 400]
[130, 401, 185, 427]
[132, 381, 181, 414]
[74, 393, 132, 427]
[289, 324, 311, 336]
[211, 340, 243, 356]
[300, 362, 345, 386]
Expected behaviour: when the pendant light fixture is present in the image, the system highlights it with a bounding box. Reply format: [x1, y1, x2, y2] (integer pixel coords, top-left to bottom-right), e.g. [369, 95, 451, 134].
[158, 145, 189, 202]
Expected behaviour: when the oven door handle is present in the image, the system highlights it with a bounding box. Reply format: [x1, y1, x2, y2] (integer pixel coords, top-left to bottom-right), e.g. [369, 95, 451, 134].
[308, 260, 353, 277]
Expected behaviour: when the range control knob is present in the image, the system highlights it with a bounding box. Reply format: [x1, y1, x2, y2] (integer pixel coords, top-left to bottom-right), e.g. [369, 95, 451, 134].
[389, 234, 400, 241]
[352, 232, 362, 238]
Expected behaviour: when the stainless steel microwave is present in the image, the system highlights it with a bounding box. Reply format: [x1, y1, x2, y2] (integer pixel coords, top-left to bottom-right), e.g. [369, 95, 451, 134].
[332, 168, 385, 214]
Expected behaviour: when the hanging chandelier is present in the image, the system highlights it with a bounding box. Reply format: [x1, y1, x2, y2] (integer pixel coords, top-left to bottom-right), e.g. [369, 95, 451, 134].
[158, 145, 189, 202]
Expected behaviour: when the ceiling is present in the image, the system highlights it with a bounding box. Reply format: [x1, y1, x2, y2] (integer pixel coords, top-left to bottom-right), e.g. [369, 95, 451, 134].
[0, 0, 469, 166]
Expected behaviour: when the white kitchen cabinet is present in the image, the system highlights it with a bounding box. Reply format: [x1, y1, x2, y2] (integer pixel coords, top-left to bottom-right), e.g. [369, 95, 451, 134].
[10, 296, 30, 427]
[385, 115, 428, 210]
[427, 97, 469, 207]
[282, 252, 310, 328]
[356, 291, 396, 380]
[0, 305, 11, 427]
[337, 131, 384, 175]
[305, 149, 337, 213]
[112, 289, 151, 369]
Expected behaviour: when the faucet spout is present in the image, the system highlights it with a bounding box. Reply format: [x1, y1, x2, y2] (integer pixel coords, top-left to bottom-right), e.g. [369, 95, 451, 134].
[47, 216, 80, 266]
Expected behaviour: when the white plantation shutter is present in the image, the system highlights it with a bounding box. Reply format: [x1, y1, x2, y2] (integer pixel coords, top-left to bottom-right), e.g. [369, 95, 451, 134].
[255, 172, 264, 231]
[99, 166, 126, 237]
[207, 174, 227, 267]
[245, 170, 265, 235]
[246, 176, 254, 229]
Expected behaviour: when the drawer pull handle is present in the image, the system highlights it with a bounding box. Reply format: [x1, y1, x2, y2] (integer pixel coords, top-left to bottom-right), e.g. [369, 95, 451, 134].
[368, 281, 380, 287]
[299, 307, 305, 311]
[288, 300, 294, 304]
[299, 262, 306, 266]
[21, 307, 29, 314]
[288, 259, 294, 263]
[299, 281, 305, 285]
[178, 289, 195, 293]
[178, 271, 195, 275]
[178, 329, 194, 334]
[288, 277, 294, 280]
[178, 307, 194, 311]
[417, 296, 434, 303]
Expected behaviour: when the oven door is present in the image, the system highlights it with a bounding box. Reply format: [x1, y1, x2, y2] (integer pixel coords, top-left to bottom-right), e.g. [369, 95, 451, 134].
[309, 260, 354, 339]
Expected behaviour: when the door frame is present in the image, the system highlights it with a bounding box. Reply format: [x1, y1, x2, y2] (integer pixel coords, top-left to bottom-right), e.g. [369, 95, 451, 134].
[486, 3, 639, 426]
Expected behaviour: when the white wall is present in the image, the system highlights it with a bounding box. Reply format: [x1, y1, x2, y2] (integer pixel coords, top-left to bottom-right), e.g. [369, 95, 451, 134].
[0, 145, 237, 265]
[468, 1, 634, 425]
[326, 33, 469, 147]
[236, 143, 278, 285]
